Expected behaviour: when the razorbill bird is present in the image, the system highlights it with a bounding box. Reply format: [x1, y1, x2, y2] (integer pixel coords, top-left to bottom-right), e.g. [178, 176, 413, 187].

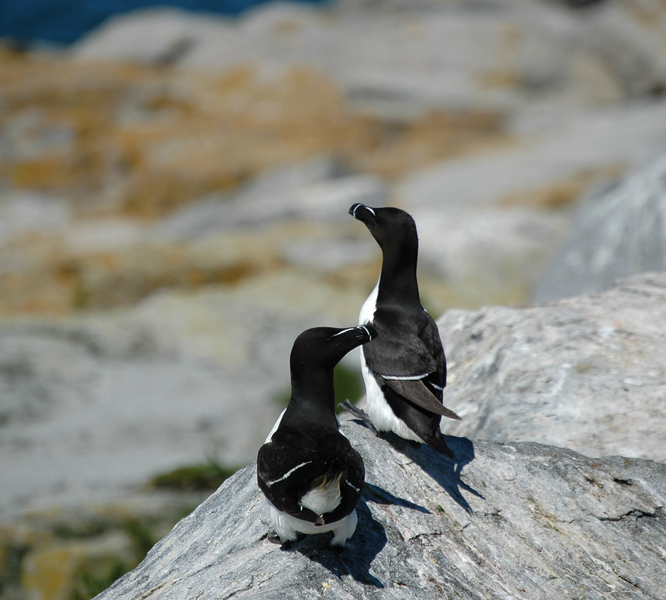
[345, 203, 461, 460]
[257, 324, 377, 547]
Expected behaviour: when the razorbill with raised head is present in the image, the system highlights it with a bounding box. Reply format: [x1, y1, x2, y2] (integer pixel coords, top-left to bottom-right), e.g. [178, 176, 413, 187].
[345, 203, 461, 460]
[257, 324, 376, 547]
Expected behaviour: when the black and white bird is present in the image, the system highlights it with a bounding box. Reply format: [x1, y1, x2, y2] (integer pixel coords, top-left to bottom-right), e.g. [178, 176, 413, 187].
[257, 324, 376, 547]
[345, 203, 461, 460]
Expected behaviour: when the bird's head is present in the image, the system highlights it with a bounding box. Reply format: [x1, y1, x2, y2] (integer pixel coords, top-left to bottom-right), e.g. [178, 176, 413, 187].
[349, 203, 418, 252]
[290, 325, 377, 373]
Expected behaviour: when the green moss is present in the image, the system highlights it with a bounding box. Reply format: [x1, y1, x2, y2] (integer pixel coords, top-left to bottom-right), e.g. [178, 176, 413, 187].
[123, 519, 156, 557]
[70, 556, 130, 600]
[148, 462, 238, 493]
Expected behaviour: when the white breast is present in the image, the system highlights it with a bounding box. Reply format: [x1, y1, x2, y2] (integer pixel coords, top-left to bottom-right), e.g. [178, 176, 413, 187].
[360, 350, 424, 443]
[358, 280, 379, 325]
[358, 278, 424, 442]
[264, 408, 286, 443]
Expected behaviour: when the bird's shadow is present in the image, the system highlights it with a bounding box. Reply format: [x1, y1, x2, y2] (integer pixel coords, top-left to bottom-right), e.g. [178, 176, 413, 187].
[380, 430, 483, 513]
[284, 499, 387, 588]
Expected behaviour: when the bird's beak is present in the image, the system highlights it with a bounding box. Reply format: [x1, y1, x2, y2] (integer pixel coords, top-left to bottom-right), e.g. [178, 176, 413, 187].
[331, 324, 377, 346]
[349, 203, 376, 223]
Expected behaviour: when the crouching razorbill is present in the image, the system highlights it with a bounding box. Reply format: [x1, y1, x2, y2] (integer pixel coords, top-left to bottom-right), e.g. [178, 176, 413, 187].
[257, 324, 377, 547]
[344, 203, 461, 460]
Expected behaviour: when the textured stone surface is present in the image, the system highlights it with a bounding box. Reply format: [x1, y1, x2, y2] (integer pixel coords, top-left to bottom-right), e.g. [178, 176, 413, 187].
[94, 421, 666, 600]
[438, 272, 666, 463]
[531, 155, 666, 302]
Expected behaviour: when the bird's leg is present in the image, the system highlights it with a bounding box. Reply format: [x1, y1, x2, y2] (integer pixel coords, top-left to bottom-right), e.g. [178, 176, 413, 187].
[267, 532, 283, 545]
[338, 400, 380, 435]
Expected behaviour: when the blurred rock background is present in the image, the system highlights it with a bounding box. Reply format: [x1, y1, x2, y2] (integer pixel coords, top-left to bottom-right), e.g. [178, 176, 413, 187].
[1, 0, 666, 598]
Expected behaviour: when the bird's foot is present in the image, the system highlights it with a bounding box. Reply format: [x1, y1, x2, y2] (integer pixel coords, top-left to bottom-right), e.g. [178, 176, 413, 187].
[267, 532, 283, 545]
[338, 400, 379, 434]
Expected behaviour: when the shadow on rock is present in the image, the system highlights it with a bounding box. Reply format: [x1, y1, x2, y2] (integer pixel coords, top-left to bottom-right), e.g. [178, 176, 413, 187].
[386, 432, 483, 513]
[363, 481, 430, 514]
[285, 500, 386, 588]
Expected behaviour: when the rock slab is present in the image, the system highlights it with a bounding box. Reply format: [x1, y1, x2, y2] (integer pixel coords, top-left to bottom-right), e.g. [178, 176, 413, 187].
[94, 422, 666, 599]
[531, 155, 666, 302]
[439, 272, 666, 463]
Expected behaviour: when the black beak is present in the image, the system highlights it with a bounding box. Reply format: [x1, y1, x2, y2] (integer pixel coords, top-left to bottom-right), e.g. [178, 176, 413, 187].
[357, 324, 377, 342]
[349, 203, 377, 223]
[331, 324, 378, 346]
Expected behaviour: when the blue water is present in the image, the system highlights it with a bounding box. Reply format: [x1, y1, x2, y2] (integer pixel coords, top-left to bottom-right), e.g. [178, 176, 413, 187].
[0, 0, 330, 46]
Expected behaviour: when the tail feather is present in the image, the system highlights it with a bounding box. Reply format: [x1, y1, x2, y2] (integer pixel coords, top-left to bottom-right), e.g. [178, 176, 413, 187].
[423, 431, 456, 461]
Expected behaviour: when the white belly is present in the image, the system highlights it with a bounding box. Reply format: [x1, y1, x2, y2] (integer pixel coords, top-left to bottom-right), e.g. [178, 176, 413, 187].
[360, 349, 424, 443]
[358, 282, 423, 443]
[267, 502, 358, 547]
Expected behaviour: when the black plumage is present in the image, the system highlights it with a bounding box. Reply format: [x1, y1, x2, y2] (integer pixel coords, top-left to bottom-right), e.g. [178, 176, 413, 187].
[257, 325, 376, 547]
[347, 203, 461, 459]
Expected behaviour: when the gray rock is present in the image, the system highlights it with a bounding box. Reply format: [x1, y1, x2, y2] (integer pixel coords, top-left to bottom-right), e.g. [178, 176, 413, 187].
[71, 0, 658, 115]
[439, 272, 666, 463]
[531, 155, 666, 302]
[71, 9, 225, 65]
[413, 207, 569, 308]
[0, 191, 70, 245]
[397, 103, 666, 212]
[579, 0, 666, 99]
[94, 421, 666, 600]
[150, 158, 387, 241]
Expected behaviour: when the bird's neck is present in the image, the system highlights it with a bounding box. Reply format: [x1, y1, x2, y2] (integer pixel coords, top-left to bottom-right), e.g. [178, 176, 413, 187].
[376, 241, 421, 308]
[284, 368, 339, 431]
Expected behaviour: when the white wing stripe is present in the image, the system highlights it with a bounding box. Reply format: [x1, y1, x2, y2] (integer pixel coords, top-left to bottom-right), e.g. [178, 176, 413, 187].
[266, 461, 313, 487]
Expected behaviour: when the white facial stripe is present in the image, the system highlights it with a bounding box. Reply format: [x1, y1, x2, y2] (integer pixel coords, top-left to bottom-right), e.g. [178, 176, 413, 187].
[331, 327, 357, 337]
[266, 461, 313, 487]
[430, 383, 445, 391]
[365, 206, 376, 216]
[383, 373, 429, 381]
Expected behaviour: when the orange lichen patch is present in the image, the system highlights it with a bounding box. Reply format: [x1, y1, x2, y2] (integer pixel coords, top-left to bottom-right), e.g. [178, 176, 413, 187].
[1, 52, 510, 219]
[119, 171, 241, 218]
[350, 110, 508, 178]
[0, 224, 290, 314]
[477, 24, 523, 91]
[477, 68, 521, 90]
[499, 165, 624, 210]
[625, 0, 666, 28]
